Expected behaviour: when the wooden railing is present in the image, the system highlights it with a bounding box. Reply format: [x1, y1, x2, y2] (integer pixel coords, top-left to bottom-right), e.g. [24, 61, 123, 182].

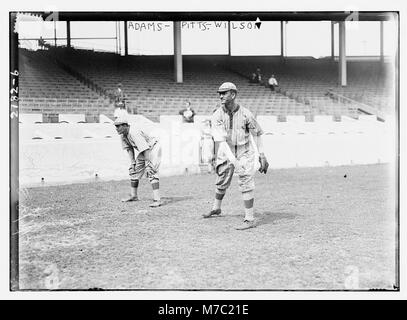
[326, 89, 386, 122]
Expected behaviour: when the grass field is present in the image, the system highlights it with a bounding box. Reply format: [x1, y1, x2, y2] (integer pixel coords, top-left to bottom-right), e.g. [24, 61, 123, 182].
[18, 163, 397, 290]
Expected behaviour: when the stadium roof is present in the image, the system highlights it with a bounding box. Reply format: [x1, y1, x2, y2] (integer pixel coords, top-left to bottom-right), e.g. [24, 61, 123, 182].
[18, 11, 397, 22]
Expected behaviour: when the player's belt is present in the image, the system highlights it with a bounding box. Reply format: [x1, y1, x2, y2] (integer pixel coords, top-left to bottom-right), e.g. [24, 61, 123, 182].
[228, 141, 250, 157]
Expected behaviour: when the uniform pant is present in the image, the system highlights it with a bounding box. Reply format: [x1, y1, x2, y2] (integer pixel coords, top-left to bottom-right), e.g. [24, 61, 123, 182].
[129, 141, 161, 184]
[215, 144, 256, 193]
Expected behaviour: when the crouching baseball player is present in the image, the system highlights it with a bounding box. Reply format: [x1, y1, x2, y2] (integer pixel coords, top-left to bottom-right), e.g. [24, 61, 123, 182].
[203, 82, 269, 230]
[114, 113, 162, 208]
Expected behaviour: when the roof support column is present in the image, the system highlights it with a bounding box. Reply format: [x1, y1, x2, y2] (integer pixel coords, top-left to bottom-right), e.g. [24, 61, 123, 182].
[124, 21, 128, 56]
[380, 21, 384, 63]
[54, 21, 57, 47]
[67, 21, 71, 48]
[228, 21, 231, 56]
[338, 21, 347, 86]
[280, 21, 284, 58]
[173, 21, 183, 83]
[331, 21, 335, 60]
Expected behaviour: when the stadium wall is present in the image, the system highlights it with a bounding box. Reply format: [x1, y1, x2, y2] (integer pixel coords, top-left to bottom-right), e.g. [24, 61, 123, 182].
[19, 115, 395, 187]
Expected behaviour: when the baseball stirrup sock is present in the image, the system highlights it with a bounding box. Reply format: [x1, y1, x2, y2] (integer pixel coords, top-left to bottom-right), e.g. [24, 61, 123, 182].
[131, 180, 139, 188]
[243, 198, 254, 209]
[243, 197, 254, 221]
[215, 192, 225, 200]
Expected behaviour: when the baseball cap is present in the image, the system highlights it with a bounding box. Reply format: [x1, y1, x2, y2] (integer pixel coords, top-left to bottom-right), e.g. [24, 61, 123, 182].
[114, 117, 128, 126]
[113, 109, 129, 125]
[217, 82, 237, 93]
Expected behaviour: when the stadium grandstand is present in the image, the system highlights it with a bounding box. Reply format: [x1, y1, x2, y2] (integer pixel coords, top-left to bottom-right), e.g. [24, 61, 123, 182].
[18, 47, 395, 122]
[18, 48, 111, 122]
[15, 12, 397, 123]
[227, 57, 395, 118]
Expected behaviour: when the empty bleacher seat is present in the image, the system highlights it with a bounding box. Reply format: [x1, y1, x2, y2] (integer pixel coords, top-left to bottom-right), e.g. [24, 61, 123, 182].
[19, 113, 43, 124]
[59, 114, 86, 123]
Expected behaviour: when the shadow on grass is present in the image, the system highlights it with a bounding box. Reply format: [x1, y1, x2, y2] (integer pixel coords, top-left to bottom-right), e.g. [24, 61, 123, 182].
[256, 211, 298, 226]
[161, 196, 194, 206]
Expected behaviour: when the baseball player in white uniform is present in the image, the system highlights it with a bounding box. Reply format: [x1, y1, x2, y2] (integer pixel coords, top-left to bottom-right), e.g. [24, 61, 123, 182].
[114, 112, 162, 208]
[200, 118, 215, 173]
[203, 82, 269, 230]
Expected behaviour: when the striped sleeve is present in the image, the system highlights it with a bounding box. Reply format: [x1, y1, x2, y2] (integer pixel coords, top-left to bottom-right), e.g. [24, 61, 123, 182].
[245, 109, 264, 136]
[121, 136, 132, 150]
[211, 110, 227, 142]
[131, 131, 150, 152]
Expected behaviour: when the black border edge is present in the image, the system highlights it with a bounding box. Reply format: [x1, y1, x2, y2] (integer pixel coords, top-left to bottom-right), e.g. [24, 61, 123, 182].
[9, 10, 400, 294]
[10, 11, 19, 291]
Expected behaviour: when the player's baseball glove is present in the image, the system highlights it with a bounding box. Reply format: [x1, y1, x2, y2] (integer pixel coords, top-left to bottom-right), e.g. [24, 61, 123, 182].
[258, 153, 269, 174]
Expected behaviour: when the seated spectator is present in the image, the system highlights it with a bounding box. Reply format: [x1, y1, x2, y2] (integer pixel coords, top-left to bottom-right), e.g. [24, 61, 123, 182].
[268, 74, 279, 92]
[249, 73, 257, 83]
[179, 101, 196, 123]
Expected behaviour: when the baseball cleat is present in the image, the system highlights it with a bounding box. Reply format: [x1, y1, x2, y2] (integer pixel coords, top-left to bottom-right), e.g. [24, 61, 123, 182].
[235, 220, 256, 230]
[149, 200, 162, 208]
[121, 196, 139, 202]
[202, 209, 222, 218]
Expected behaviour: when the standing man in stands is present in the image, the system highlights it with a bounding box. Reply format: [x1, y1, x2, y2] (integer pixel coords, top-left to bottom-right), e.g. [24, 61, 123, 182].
[203, 82, 269, 230]
[255, 67, 263, 84]
[114, 83, 126, 110]
[38, 36, 45, 50]
[114, 110, 162, 208]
